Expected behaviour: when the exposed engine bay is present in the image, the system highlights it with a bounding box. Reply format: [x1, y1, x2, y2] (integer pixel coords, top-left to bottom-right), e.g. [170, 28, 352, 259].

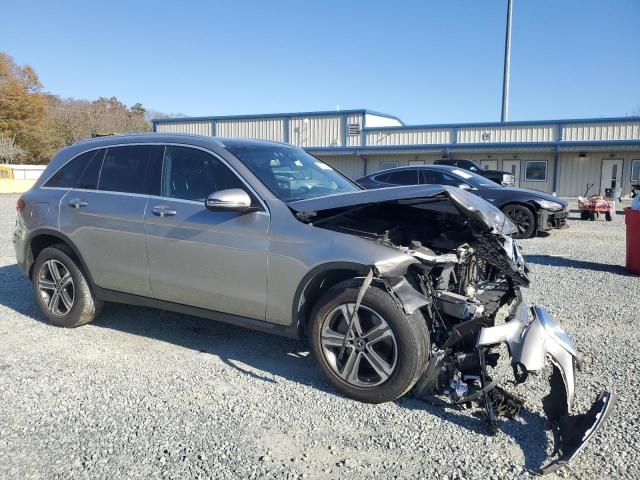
[292, 187, 615, 475]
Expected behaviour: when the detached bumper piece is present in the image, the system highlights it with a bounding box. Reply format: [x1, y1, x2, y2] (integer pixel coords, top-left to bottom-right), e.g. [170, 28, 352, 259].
[540, 366, 616, 475]
[415, 301, 614, 475]
[538, 209, 569, 231]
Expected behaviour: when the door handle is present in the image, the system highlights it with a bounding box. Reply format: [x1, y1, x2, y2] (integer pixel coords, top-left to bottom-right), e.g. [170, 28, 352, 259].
[151, 205, 177, 217]
[68, 198, 88, 208]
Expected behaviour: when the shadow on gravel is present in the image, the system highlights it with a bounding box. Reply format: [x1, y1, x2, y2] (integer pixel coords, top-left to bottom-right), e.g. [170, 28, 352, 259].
[399, 397, 550, 471]
[526, 254, 632, 276]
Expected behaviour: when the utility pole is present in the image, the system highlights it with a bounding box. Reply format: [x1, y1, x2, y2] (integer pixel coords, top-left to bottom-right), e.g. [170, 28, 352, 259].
[501, 0, 513, 122]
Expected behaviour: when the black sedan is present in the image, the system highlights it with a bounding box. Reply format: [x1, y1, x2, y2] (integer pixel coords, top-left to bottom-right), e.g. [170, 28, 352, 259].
[356, 165, 568, 239]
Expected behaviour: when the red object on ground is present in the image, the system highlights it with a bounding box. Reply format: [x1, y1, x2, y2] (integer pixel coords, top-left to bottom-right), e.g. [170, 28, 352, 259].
[625, 208, 640, 274]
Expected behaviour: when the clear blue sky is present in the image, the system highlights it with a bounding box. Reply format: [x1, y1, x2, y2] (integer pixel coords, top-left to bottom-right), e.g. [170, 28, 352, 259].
[3, 0, 639, 124]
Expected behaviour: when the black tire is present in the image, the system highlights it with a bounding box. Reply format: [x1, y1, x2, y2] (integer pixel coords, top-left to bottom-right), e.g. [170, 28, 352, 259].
[605, 212, 612, 221]
[580, 211, 590, 220]
[32, 245, 102, 328]
[589, 211, 597, 221]
[502, 204, 537, 239]
[309, 279, 430, 404]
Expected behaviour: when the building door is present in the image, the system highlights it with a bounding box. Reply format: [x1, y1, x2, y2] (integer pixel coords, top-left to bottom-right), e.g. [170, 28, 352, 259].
[600, 159, 624, 194]
[502, 160, 521, 187]
[480, 159, 498, 171]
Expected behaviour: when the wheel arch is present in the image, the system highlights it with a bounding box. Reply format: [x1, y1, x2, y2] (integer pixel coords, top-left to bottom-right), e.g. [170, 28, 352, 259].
[292, 262, 370, 338]
[26, 229, 95, 288]
[501, 201, 539, 229]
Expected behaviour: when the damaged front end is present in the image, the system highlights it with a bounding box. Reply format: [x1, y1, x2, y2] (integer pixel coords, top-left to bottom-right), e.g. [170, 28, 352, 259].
[289, 185, 614, 474]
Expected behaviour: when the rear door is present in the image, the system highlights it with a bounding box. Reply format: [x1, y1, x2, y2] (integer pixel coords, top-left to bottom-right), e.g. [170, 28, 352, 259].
[144, 145, 269, 320]
[59, 145, 163, 297]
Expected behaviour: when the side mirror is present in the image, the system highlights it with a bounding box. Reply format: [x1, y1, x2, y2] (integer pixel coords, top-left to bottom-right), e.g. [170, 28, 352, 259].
[205, 189, 254, 212]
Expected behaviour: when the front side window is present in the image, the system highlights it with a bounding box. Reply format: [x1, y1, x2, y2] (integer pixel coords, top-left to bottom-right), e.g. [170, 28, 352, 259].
[421, 170, 467, 187]
[227, 145, 358, 202]
[162, 146, 245, 202]
[98, 145, 163, 195]
[386, 169, 419, 185]
[44, 149, 104, 188]
[631, 159, 640, 182]
[524, 160, 548, 182]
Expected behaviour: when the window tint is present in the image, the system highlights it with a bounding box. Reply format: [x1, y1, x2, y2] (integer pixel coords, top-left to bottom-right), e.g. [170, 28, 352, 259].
[76, 149, 105, 190]
[374, 172, 391, 183]
[421, 170, 468, 187]
[163, 146, 245, 202]
[386, 169, 419, 185]
[44, 150, 101, 188]
[98, 146, 164, 194]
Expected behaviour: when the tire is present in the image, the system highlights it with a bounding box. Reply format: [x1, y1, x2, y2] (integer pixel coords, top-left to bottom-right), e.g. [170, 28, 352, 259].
[309, 279, 430, 404]
[32, 245, 102, 328]
[605, 212, 612, 221]
[502, 204, 537, 239]
[580, 211, 590, 220]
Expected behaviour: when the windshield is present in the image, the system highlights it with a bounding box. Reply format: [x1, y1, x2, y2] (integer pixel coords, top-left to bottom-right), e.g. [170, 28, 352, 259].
[227, 145, 359, 201]
[448, 168, 497, 187]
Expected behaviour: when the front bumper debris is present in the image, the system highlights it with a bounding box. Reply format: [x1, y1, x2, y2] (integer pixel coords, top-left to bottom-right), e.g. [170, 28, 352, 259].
[415, 299, 614, 475]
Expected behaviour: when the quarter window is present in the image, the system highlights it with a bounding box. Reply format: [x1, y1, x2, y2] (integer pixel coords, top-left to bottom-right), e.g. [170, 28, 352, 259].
[632, 159, 640, 182]
[44, 150, 103, 188]
[98, 145, 164, 195]
[162, 146, 245, 202]
[524, 161, 548, 182]
[76, 149, 105, 190]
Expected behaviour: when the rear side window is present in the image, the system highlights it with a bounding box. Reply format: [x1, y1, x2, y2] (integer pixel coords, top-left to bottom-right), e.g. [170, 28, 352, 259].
[44, 150, 103, 188]
[162, 146, 245, 202]
[386, 169, 419, 185]
[98, 145, 164, 195]
[76, 149, 105, 190]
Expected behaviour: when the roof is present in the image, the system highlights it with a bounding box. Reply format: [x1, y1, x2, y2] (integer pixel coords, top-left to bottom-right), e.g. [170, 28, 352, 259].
[72, 133, 291, 149]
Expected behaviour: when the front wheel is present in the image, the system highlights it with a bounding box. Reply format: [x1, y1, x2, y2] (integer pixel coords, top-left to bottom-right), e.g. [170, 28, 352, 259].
[309, 280, 430, 403]
[502, 204, 537, 239]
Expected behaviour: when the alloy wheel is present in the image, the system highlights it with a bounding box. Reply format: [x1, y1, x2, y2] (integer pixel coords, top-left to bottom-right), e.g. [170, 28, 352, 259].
[320, 303, 398, 387]
[37, 259, 75, 316]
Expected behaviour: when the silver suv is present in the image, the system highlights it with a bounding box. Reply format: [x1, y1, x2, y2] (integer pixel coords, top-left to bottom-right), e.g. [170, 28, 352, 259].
[14, 134, 611, 473]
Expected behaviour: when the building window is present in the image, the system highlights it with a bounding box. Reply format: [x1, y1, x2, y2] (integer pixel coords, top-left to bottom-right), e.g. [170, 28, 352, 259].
[380, 160, 399, 171]
[632, 159, 640, 182]
[524, 160, 548, 182]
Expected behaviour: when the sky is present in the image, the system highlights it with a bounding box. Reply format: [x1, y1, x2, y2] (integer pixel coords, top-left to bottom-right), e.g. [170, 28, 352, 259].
[2, 0, 639, 125]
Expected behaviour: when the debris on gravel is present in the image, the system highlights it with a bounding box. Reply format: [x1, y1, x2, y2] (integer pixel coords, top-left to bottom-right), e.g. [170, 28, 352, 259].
[0, 194, 638, 479]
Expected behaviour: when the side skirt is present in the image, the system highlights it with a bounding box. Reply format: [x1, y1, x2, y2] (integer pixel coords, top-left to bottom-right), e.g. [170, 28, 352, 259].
[94, 286, 300, 339]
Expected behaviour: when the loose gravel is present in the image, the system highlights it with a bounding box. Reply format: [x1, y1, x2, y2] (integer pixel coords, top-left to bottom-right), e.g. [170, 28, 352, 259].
[0, 193, 638, 480]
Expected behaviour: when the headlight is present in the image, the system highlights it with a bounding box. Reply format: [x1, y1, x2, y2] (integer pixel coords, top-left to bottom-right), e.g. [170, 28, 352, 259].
[502, 173, 515, 184]
[446, 187, 518, 235]
[535, 199, 563, 211]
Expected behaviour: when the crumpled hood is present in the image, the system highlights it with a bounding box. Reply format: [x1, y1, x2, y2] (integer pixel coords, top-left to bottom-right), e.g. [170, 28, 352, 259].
[288, 185, 518, 236]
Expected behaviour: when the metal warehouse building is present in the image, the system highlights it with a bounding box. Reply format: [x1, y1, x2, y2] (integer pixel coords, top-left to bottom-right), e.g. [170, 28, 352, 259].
[153, 110, 640, 198]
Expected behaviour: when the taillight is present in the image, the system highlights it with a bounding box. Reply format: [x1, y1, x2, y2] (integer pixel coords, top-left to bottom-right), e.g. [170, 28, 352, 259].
[16, 198, 25, 213]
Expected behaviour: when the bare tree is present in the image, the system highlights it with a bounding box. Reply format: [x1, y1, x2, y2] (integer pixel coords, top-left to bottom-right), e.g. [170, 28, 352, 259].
[0, 133, 27, 164]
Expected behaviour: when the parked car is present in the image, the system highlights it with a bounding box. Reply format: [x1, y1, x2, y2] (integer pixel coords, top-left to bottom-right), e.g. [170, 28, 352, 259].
[357, 165, 568, 239]
[14, 135, 611, 473]
[434, 158, 515, 186]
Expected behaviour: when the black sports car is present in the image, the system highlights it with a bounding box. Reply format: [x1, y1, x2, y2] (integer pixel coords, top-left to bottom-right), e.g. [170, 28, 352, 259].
[356, 165, 568, 239]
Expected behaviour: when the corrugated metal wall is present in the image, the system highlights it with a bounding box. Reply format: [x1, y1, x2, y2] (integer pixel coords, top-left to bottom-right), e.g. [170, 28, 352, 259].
[562, 122, 640, 141]
[319, 155, 364, 179]
[289, 115, 342, 148]
[457, 125, 556, 143]
[346, 113, 363, 147]
[215, 118, 285, 142]
[155, 121, 212, 136]
[365, 129, 451, 146]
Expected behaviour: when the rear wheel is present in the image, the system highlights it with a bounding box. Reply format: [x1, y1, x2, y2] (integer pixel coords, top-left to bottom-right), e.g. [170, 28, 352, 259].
[32, 245, 102, 327]
[580, 211, 590, 220]
[502, 204, 536, 239]
[605, 212, 612, 221]
[309, 280, 430, 403]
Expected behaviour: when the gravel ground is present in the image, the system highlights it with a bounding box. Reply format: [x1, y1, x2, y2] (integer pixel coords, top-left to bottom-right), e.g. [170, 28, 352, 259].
[0, 193, 638, 480]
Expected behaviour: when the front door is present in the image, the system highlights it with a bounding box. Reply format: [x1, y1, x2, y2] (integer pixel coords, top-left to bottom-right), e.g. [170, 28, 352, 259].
[600, 159, 624, 194]
[502, 159, 521, 187]
[144, 145, 269, 320]
[480, 159, 498, 171]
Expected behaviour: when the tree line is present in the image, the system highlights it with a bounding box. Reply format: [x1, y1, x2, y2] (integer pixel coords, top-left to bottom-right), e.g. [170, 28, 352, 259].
[0, 52, 180, 164]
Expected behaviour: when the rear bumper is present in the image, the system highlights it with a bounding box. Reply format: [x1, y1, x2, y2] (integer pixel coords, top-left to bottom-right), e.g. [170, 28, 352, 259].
[538, 209, 568, 232]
